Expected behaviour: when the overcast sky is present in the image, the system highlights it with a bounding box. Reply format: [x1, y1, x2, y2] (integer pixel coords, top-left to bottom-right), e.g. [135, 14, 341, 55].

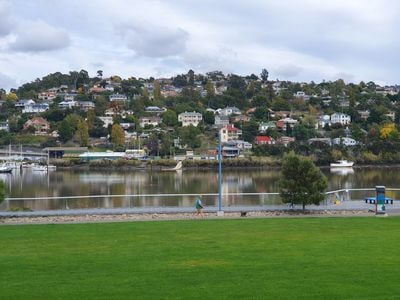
[0, 0, 399, 90]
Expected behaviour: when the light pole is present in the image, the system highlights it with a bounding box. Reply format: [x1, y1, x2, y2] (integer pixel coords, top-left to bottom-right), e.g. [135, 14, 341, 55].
[217, 131, 224, 216]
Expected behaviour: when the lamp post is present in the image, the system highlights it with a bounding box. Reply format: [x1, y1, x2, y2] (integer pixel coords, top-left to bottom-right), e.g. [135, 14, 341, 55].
[217, 131, 224, 216]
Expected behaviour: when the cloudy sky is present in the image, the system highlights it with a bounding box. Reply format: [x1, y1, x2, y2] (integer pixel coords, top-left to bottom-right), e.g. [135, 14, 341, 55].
[0, 0, 399, 90]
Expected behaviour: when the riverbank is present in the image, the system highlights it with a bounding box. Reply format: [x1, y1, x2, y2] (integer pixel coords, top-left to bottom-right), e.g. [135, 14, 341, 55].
[0, 209, 377, 225]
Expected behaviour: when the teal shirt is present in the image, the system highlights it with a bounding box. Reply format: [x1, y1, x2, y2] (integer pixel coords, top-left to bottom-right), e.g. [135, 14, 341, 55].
[195, 198, 203, 209]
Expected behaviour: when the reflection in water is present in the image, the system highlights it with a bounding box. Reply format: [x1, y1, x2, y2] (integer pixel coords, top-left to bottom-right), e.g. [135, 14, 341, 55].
[330, 167, 354, 176]
[1, 167, 400, 211]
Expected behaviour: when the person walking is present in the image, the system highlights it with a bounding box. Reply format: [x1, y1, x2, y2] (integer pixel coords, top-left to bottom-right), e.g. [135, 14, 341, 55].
[195, 195, 204, 216]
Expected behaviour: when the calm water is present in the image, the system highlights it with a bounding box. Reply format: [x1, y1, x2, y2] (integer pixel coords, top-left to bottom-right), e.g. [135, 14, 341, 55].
[1, 166, 399, 211]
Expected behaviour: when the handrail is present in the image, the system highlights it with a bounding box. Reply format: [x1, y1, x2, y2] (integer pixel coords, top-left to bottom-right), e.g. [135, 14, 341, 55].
[5, 187, 400, 201]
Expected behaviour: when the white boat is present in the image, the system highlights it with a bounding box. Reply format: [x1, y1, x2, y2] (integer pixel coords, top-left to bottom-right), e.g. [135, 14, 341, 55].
[32, 164, 57, 172]
[161, 161, 183, 171]
[330, 160, 354, 168]
[0, 164, 12, 173]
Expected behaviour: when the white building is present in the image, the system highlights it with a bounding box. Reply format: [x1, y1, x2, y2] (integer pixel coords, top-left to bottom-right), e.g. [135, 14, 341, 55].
[331, 113, 351, 125]
[217, 106, 241, 117]
[0, 120, 9, 132]
[317, 115, 331, 129]
[59, 100, 78, 109]
[332, 137, 357, 146]
[98, 116, 113, 128]
[109, 94, 128, 102]
[178, 111, 202, 127]
[139, 116, 161, 128]
[22, 103, 49, 113]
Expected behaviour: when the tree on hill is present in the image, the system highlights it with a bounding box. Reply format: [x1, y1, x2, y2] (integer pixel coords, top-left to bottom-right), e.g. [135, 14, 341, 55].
[111, 124, 125, 150]
[260, 68, 269, 83]
[279, 152, 328, 210]
[76, 119, 89, 147]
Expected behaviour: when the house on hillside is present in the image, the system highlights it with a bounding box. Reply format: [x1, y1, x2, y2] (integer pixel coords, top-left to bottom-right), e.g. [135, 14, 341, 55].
[178, 111, 202, 127]
[255, 136, 275, 145]
[225, 140, 252, 150]
[0, 120, 9, 132]
[59, 100, 78, 109]
[332, 137, 357, 146]
[22, 103, 49, 113]
[231, 114, 251, 123]
[15, 99, 35, 108]
[38, 91, 57, 102]
[217, 106, 241, 117]
[277, 136, 295, 146]
[78, 101, 95, 112]
[214, 115, 230, 127]
[276, 117, 298, 131]
[145, 106, 167, 114]
[259, 121, 276, 133]
[219, 124, 242, 143]
[331, 113, 351, 125]
[23, 117, 50, 135]
[139, 116, 161, 128]
[109, 94, 127, 102]
[99, 116, 113, 128]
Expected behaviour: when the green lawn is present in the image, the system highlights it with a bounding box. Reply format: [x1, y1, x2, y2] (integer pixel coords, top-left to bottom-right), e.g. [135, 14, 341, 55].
[1, 217, 400, 299]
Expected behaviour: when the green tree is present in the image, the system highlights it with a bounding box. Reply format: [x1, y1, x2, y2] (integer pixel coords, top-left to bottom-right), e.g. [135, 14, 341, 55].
[260, 68, 269, 83]
[241, 120, 259, 143]
[178, 125, 201, 149]
[153, 81, 162, 101]
[0, 180, 5, 204]
[111, 124, 125, 150]
[162, 110, 178, 126]
[205, 79, 215, 97]
[77, 119, 89, 146]
[58, 120, 75, 143]
[203, 111, 215, 125]
[279, 152, 328, 210]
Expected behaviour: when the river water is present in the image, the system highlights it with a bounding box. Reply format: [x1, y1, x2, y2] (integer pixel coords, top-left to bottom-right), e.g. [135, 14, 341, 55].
[0, 166, 399, 211]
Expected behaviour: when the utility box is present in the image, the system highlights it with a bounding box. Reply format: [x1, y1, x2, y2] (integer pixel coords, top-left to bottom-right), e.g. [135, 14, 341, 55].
[376, 186, 386, 214]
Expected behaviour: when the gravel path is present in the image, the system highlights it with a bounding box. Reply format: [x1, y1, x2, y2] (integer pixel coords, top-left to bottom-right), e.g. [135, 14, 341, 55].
[0, 209, 380, 225]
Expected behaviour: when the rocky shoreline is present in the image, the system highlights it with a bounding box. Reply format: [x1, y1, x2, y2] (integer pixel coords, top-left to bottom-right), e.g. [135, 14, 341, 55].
[0, 209, 376, 225]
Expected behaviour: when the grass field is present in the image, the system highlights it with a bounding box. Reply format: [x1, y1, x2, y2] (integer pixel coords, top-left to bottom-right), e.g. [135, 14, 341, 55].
[1, 217, 400, 299]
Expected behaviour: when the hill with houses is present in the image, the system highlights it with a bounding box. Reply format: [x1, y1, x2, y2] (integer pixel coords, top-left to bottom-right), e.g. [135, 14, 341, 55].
[1, 69, 400, 164]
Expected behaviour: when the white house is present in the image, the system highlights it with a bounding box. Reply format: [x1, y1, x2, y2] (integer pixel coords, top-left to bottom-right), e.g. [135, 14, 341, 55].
[99, 116, 113, 128]
[64, 93, 77, 102]
[331, 113, 351, 125]
[109, 94, 127, 102]
[139, 116, 161, 128]
[0, 120, 9, 132]
[15, 99, 35, 108]
[259, 121, 276, 132]
[22, 103, 49, 113]
[317, 115, 331, 129]
[332, 137, 357, 146]
[145, 106, 167, 113]
[59, 100, 78, 109]
[217, 106, 241, 117]
[178, 111, 202, 127]
[293, 91, 310, 101]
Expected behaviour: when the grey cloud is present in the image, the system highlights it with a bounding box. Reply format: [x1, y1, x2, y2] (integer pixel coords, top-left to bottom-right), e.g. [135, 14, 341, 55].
[0, 72, 17, 90]
[0, 2, 13, 36]
[117, 22, 189, 58]
[275, 64, 303, 79]
[10, 20, 70, 52]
